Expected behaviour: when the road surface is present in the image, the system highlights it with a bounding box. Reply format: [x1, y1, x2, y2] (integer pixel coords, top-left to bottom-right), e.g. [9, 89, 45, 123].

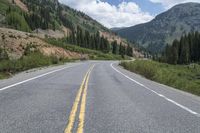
[0, 61, 200, 133]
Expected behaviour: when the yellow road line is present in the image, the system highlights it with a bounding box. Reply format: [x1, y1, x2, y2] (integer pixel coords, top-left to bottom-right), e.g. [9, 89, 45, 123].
[77, 65, 95, 133]
[64, 65, 94, 133]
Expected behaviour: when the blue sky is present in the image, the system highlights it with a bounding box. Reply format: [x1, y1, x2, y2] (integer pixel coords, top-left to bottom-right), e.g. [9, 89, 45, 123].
[102, 0, 164, 15]
[59, 0, 200, 28]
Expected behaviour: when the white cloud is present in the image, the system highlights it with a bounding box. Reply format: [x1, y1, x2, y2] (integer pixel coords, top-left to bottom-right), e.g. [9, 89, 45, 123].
[149, 0, 200, 9]
[58, 0, 154, 28]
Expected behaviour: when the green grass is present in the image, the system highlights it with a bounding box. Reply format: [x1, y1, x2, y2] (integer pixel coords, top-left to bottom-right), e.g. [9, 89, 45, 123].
[0, 72, 9, 79]
[0, 52, 72, 79]
[120, 60, 200, 96]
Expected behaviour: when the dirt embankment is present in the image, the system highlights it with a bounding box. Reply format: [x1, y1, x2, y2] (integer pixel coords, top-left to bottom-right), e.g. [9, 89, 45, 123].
[14, 0, 28, 12]
[100, 31, 144, 58]
[33, 26, 71, 39]
[0, 28, 88, 60]
[100, 31, 125, 45]
[132, 48, 144, 58]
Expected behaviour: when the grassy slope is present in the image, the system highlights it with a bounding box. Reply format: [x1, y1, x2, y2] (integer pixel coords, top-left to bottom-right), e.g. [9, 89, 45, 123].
[120, 60, 200, 96]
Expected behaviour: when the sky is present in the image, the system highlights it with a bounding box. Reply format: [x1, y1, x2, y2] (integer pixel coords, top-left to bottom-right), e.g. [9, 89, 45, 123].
[58, 0, 200, 28]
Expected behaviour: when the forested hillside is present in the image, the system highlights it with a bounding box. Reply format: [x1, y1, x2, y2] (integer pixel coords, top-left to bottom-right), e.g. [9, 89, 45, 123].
[0, 0, 143, 58]
[0, 0, 107, 32]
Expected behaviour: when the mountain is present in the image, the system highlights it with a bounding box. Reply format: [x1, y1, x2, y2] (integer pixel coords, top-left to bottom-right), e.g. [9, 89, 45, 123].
[0, 0, 108, 33]
[114, 3, 200, 53]
[0, 0, 144, 59]
[110, 27, 126, 31]
[0, 0, 133, 45]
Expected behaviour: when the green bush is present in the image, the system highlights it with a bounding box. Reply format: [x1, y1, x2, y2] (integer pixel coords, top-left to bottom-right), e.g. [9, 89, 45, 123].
[0, 51, 68, 79]
[121, 60, 157, 79]
[0, 52, 51, 72]
[120, 60, 200, 96]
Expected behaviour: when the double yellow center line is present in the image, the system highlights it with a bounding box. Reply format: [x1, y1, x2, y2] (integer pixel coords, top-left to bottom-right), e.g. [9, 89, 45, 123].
[65, 65, 95, 133]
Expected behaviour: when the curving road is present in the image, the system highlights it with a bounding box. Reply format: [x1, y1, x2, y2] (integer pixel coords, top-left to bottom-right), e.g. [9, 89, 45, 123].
[0, 61, 200, 133]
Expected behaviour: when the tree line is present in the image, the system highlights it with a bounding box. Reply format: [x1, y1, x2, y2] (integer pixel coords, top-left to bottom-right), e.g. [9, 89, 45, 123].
[67, 26, 133, 57]
[161, 31, 200, 64]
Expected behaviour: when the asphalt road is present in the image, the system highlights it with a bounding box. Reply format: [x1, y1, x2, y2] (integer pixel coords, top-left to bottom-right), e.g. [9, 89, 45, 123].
[0, 61, 200, 133]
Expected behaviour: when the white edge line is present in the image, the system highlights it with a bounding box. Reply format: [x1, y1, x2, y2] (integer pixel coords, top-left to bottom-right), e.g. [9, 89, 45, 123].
[110, 63, 200, 117]
[0, 64, 79, 91]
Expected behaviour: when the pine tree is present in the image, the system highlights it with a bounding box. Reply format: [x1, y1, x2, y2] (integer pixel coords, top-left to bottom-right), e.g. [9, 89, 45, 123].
[100, 37, 104, 51]
[119, 43, 126, 57]
[165, 44, 171, 63]
[163, 31, 200, 64]
[126, 44, 133, 57]
[76, 26, 82, 46]
[95, 31, 100, 50]
[84, 30, 90, 48]
[112, 41, 118, 54]
[119, 43, 123, 56]
[91, 36, 95, 49]
[194, 32, 200, 62]
[172, 40, 179, 64]
[103, 38, 110, 53]
[176, 36, 190, 64]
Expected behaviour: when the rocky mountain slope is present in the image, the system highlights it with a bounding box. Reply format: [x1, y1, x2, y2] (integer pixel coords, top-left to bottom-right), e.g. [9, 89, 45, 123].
[0, 27, 87, 60]
[0, 0, 127, 44]
[0, 0, 142, 58]
[115, 3, 200, 53]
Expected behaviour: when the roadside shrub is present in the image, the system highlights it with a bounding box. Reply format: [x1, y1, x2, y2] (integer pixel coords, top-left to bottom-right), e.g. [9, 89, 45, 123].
[120, 60, 200, 96]
[121, 60, 156, 79]
[0, 52, 60, 73]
